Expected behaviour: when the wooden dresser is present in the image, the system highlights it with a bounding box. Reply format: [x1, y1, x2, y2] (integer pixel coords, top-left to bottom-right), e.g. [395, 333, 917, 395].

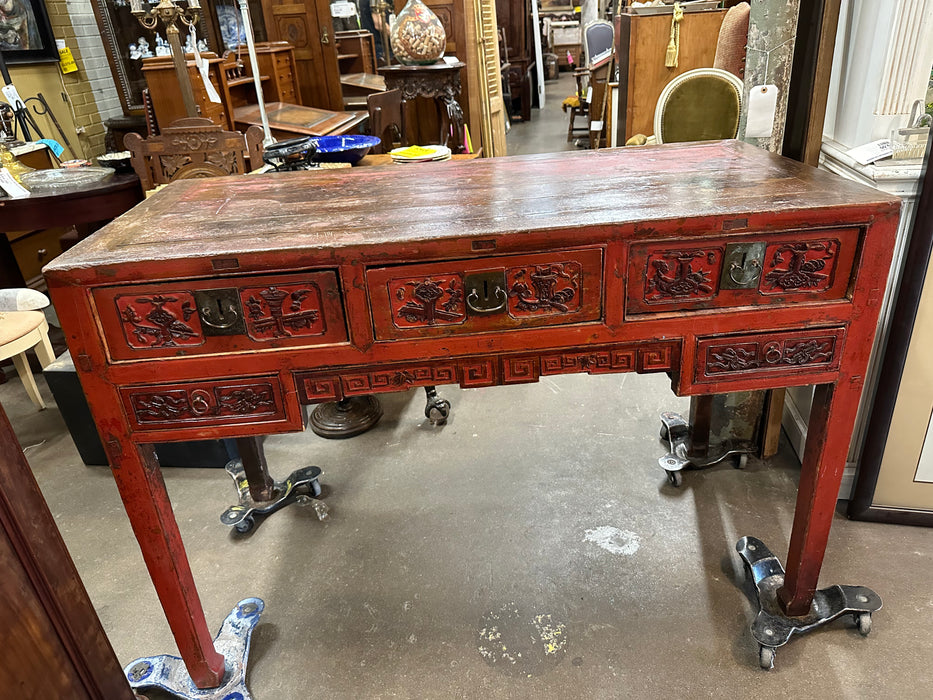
[44, 141, 899, 687]
[142, 44, 300, 131]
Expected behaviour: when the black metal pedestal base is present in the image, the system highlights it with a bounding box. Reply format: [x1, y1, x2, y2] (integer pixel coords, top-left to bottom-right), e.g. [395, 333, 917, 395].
[309, 395, 383, 438]
[737, 536, 882, 669]
[220, 461, 329, 533]
[658, 411, 752, 486]
[124, 598, 263, 699]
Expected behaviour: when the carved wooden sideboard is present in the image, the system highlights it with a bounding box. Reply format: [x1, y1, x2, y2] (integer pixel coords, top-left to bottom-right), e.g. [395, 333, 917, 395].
[44, 141, 899, 688]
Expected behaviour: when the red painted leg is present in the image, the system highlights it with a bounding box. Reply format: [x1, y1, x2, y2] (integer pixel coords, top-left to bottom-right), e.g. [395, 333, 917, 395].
[777, 380, 862, 616]
[108, 442, 226, 688]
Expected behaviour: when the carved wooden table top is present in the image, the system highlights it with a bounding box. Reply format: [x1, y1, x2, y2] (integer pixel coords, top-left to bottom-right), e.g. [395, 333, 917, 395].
[44, 140, 900, 688]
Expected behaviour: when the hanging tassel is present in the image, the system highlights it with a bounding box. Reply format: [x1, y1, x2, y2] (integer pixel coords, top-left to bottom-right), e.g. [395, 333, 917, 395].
[665, 3, 684, 68]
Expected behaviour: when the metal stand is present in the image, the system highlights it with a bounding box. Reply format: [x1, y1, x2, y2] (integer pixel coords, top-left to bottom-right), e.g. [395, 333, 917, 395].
[124, 598, 264, 699]
[423, 385, 450, 424]
[310, 386, 451, 438]
[220, 460, 328, 533]
[658, 409, 751, 486]
[737, 537, 882, 669]
[309, 395, 384, 438]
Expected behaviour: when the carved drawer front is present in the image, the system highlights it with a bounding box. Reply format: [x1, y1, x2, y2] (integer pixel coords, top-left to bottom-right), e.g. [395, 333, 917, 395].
[366, 248, 604, 340]
[626, 228, 860, 316]
[121, 375, 288, 431]
[93, 270, 347, 360]
[693, 327, 846, 384]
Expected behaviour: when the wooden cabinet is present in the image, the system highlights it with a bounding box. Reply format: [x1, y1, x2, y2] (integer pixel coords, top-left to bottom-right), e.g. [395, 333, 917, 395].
[252, 42, 300, 105]
[615, 8, 726, 142]
[335, 30, 377, 75]
[142, 53, 229, 129]
[142, 45, 300, 131]
[261, 0, 344, 110]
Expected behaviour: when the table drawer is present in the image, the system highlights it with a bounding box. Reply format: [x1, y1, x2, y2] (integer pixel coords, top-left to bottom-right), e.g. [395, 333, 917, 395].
[626, 228, 860, 316]
[693, 327, 845, 384]
[121, 375, 289, 431]
[367, 248, 604, 340]
[94, 270, 347, 361]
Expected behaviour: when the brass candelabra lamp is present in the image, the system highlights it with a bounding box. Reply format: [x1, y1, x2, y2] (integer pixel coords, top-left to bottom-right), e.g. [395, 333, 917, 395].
[129, 0, 202, 118]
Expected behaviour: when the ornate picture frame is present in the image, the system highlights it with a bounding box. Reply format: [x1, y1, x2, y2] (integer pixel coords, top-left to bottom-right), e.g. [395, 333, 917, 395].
[0, 0, 59, 64]
[91, 0, 214, 114]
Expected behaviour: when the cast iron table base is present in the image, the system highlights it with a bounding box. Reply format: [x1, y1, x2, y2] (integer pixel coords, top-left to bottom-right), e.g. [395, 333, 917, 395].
[309, 386, 451, 438]
[220, 461, 328, 533]
[124, 598, 263, 699]
[658, 410, 752, 486]
[737, 536, 881, 669]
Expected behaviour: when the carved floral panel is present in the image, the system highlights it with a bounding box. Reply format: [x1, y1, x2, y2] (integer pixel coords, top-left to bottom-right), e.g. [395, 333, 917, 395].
[388, 274, 466, 329]
[239, 283, 326, 340]
[507, 262, 582, 316]
[759, 240, 838, 294]
[704, 336, 837, 376]
[644, 248, 723, 303]
[115, 293, 204, 349]
[127, 380, 280, 426]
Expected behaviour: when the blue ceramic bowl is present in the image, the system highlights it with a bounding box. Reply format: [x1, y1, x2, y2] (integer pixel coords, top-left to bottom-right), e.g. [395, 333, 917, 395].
[310, 135, 382, 165]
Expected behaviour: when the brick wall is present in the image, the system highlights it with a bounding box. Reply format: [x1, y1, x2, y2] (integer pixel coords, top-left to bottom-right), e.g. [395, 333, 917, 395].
[45, 0, 124, 157]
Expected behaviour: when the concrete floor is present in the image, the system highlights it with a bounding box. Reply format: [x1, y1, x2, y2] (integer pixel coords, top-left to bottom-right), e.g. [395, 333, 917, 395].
[4, 85, 933, 698]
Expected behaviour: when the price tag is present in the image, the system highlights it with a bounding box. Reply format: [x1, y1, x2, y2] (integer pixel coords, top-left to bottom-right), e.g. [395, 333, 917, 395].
[38, 139, 65, 158]
[1, 83, 25, 108]
[0, 167, 30, 198]
[746, 84, 778, 138]
[847, 139, 894, 166]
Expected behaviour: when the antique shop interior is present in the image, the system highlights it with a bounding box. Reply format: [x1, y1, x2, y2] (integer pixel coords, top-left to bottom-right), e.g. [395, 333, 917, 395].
[2, 0, 933, 697]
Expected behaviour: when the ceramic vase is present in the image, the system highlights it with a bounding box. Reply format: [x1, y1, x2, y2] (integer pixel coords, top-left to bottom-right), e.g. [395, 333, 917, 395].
[390, 0, 446, 65]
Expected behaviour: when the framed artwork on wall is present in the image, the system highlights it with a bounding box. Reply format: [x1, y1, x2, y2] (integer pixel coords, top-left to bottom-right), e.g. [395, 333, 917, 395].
[0, 0, 59, 63]
[91, 0, 214, 114]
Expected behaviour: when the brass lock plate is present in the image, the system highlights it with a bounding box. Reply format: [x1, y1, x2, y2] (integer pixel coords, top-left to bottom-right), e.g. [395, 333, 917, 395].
[464, 270, 508, 315]
[194, 288, 246, 336]
[721, 242, 766, 290]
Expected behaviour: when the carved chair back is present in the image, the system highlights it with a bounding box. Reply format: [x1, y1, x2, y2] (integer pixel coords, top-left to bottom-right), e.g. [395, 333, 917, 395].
[367, 89, 407, 154]
[124, 117, 264, 191]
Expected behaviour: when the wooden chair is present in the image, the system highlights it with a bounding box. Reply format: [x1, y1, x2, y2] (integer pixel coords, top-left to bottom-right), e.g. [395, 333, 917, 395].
[653, 68, 744, 144]
[564, 20, 615, 146]
[125, 117, 265, 191]
[367, 89, 406, 154]
[0, 288, 55, 410]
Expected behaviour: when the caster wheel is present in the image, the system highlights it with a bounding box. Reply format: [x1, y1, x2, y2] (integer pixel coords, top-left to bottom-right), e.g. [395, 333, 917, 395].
[309, 478, 323, 497]
[426, 400, 451, 424]
[660, 424, 669, 441]
[758, 645, 775, 670]
[234, 517, 255, 534]
[736, 453, 749, 470]
[666, 469, 683, 487]
[856, 612, 872, 636]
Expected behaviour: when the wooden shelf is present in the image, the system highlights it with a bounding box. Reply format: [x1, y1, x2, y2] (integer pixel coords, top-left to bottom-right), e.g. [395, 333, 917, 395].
[337, 53, 359, 60]
[225, 75, 270, 88]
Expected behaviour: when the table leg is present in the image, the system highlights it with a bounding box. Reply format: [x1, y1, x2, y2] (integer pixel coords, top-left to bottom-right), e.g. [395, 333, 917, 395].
[110, 442, 226, 688]
[686, 394, 712, 458]
[777, 381, 860, 616]
[235, 436, 275, 502]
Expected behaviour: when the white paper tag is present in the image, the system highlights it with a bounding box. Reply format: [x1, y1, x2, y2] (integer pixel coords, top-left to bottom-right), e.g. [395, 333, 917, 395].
[745, 84, 778, 138]
[0, 168, 30, 198]
[847, 139, 893, 166]
[1, 83, 25, 108]
[191, 28, 222, 104]
[590, 120, 603, 132]
[586, 86, 593, 103]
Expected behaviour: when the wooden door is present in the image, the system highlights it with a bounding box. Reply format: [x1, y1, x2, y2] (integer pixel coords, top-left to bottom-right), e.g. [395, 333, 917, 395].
[261, 0, 344, 110]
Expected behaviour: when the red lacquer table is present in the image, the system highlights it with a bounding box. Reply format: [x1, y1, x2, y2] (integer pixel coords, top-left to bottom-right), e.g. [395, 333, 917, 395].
[44, 141, 899, 686]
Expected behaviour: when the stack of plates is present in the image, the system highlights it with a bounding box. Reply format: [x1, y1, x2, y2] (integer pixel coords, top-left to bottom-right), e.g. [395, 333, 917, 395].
[389, 145, 452, 164]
